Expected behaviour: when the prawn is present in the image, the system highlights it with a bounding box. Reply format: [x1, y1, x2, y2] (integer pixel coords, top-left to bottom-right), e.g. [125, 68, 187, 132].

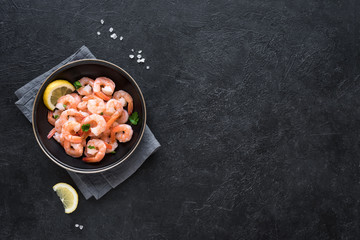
[104, 99, 123, 115]
[64, 140, 83, 158]
[113, 90, 133, 114]
[83, 139, 106, 162]
[47, 109, 62, 126]
[93, 77, 115, 101]
[116, 109, 129, 124]
[81, 114, 106, 136]
[111, 124, 133, 143]
[83, 95, 106, 114]
[101, 122, 119, 153]
[77, 77, 94, 96]
[70, 93, 81, 106]
[55, 94, 77, 110]
[62, 121, 82, 144]
[55, 109, 85, 133]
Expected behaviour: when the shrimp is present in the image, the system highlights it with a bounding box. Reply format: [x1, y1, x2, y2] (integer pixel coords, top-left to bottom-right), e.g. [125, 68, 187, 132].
[113, 90, 133, 114]
[47, 109, 62, 126]
[81, 114, 106, 136]
[47, 128, 57, 139]
[55, 109, 85, 132]
[53, 132, 65, 146]
[77, 101, 88, 111]
[55, 94, 77, 110]
[116, 109, 129, 124]
[76, 77, 94, 96]
[83, 139, 106, 162]
[62, 121, 82, 143]
[64, 140, 83, 158]
[93, 77, 115, 101]
[101, 122, 119, 153]
[104, 99, 123, 115]
[111, 124, 133, 143]
[105, 110, 121, 130]
[83, 95, 106, 114]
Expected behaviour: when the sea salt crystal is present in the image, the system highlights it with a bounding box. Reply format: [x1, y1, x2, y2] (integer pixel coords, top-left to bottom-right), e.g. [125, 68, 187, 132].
[137, 54, 142, 59]
[110, 33, 117, 39]
[146, 66, 150, 69]
[79, 225, 84, 230]
[75, 224, 79, 227]
[137, 58, 145, 63]
[138, 50, 142, 53]
[131, 49, 134, 52]
[119, 36, 123, 40]
[109, 27, 114, 32]
[97, 31, 101, 35]
[129, 54, 134, 59]
[100, 19, 104, 24]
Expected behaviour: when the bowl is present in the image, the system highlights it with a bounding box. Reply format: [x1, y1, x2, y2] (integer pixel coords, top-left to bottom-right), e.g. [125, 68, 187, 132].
[32, 59, 146, 174]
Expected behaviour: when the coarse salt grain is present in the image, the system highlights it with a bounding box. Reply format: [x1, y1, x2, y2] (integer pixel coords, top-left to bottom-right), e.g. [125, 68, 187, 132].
[75, 224, 79, 227]
[110, 33, 117, 39]
[146, 66, 150, 69]
[100, 19, 104, 24]
[119, 36, 123, 40]
[131, 49, 134, 52]
[137, 54, 142, 59]
[79, 225, 84, 230]
[137, 58, 145, 63]
[109, 27, 113, 32]
[97, 31, 101, 35]
[138, 50, 142, 53]
[129, 54, 134, 59]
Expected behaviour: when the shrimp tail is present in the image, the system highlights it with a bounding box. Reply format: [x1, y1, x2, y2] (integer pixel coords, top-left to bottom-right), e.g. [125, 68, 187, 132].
[47, 128, 56, 139]
[95, 91, 111, 101]
[105, 111, 121, 130]
[104, 142, 113, 149]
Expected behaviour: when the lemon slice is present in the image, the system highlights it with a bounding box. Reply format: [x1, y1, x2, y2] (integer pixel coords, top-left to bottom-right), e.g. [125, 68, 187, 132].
[53, 183, 78, 214]
[43, 80, 75, 110]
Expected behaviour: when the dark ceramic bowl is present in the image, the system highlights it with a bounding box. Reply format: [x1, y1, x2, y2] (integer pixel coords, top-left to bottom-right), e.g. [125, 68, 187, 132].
[32, 59, 146, 174]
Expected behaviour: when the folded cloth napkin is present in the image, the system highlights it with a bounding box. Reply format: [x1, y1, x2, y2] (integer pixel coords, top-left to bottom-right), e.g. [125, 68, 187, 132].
[15, 45, 161, 200]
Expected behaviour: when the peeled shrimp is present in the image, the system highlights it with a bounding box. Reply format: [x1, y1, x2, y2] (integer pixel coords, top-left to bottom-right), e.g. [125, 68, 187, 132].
[55, 94, 77, 110]
[101, 122, 119, 153]
[104, 99, 123, 115]
[77, 77, 94, 96]
[81, 114, 106, 136]
[83, 95, 106, 114]
[111, 124, 133, 143]
[47, 109, 62, 126]
[64, 140, 83, 158]
[55, 109, 85, 133]
[62, 121, 82, 144]
[93, 77, 115, 101]
[113, 90, 133, 114]
[83, 139, 106, 162]
[70, 93, 81, 106]
[116, 109, 129, 124]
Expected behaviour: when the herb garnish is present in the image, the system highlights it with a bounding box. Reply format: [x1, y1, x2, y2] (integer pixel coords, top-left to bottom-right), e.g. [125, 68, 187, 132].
[129, 112, 139, 125]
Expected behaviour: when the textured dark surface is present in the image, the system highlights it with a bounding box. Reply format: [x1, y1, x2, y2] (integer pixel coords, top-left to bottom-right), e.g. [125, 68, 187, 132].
[1, 0, 360, 239]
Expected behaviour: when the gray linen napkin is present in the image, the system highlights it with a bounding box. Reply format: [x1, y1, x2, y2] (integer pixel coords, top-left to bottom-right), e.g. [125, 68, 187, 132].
[15, 46, 161, 200]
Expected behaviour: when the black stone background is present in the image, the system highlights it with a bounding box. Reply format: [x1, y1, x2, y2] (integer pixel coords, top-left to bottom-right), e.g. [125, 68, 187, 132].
[1, 0, 360, 239]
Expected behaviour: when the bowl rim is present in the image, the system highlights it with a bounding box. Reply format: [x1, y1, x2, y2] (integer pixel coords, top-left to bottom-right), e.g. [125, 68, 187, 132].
[32, 59, 147, 174]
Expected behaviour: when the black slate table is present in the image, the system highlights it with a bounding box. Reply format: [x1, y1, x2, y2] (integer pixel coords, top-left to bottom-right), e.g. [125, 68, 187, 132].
[1, 1, 360, 239]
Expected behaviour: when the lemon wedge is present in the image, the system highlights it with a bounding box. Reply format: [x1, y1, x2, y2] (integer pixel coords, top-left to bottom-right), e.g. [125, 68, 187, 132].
[53, 183, 78, 214]
[43, 80, 75, 110]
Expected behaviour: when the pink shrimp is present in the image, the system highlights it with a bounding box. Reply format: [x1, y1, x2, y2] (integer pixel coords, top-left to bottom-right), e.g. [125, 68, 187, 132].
[101, 122, 119, 153]
[55, 94, 77, 110]
[81, 114, 106, 136]
[93, 77, 115, 101]
[113, 90, 133, 114]
[83, 139, 107, 162]
[76, 77, 94, 96]
[62, 121, 82, 144]
[83, 95, 106, 114]
[111, 124, 133, 143]
[64, 140, 83, 158]
[55, 109, 85, 132]
[47, 109, 62, 126]
[116, 109, 129, 124]
[104, 99, 123, 115]
[53, 132, 65, 146]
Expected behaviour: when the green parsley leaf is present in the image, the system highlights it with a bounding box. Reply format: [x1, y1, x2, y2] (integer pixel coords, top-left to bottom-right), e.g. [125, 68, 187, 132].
[54, 115, 59, 119]
[110, 151, 116, 154]
[63, 104, 67, 109]
[129, 112, 139, 125]
[100, 112, 103, 115]
[81, 123, 90, 132]
[88, 145, 95, 149]
[73, 81, 82, 89]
